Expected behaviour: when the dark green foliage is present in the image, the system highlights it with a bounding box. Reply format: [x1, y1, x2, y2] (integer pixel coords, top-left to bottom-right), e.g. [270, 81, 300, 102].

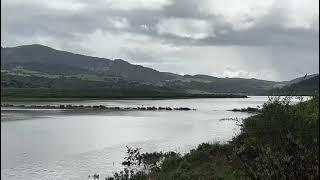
[1, 88, 179, 99]
[1, 74, 247, 99]
[1, 88, 247, 99]
[104, 143, 239, 180]
[105, 147, 181, 180]
[1, 73, 166, 90]
[165, 77, 277, 95]
[102, 95, 319, 179]
[1, 73, 184, 98]
[230, 95, 319, 179]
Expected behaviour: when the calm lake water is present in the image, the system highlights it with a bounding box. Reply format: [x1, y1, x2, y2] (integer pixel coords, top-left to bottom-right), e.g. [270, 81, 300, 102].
[1, 96, 305, 179]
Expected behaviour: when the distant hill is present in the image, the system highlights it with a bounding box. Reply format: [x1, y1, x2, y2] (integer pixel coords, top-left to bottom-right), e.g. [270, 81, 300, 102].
[270, 74, 319, 95]
[283, 74, 318, 86]
[166, 75, 278, 95]
[1, 44, 177, 83]
[1, 44, 318, 96]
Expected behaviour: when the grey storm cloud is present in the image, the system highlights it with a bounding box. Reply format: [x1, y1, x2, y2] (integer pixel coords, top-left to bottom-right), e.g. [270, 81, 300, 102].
[1, 0, 319, 81]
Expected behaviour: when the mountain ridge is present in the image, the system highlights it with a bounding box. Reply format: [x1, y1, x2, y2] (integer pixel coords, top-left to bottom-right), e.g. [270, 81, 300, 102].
[1, 44, 318, 95]
[1, 44, 177, 83]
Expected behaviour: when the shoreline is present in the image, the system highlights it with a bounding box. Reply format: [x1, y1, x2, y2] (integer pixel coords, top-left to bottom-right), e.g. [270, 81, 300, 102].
[1, 95, 248, 102]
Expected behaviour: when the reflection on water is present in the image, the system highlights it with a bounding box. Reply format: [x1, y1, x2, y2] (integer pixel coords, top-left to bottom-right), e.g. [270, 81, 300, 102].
[1, 96, 306, 179]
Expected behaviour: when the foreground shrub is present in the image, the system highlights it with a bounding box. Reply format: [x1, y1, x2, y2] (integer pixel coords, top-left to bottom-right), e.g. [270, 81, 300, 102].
[102, 95, 319, 180]
[230, 96, 319, 179]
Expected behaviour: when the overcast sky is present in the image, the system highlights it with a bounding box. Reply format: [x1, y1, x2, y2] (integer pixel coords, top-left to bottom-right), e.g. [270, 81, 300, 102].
[1, 0, 319, 81]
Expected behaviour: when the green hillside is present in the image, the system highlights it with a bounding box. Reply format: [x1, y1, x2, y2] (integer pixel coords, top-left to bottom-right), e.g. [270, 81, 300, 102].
[270, 75, 319, 95]
[1, 44, 318, 97]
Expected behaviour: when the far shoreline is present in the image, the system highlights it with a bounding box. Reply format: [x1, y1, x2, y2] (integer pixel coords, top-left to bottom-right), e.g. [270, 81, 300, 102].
[1, 95, 248, 102]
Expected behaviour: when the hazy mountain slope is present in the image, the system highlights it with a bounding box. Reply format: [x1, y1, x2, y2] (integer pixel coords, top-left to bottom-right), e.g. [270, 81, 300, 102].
[284, 75, 319, 93]
[170, 74, 279, 94]
[1, 44, 176, 83]
[270, 75, 319, 95]
[1, 45, 112, 75]
[165, 76, 278, 95]
[108, 59, 177, 83]
[4, 44, 310, 95]
[283, 74, 319, 85]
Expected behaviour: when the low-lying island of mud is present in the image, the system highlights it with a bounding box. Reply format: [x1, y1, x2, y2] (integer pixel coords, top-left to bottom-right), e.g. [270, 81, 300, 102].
[228, 107, 261, 113]
[1, 104, 196, 111]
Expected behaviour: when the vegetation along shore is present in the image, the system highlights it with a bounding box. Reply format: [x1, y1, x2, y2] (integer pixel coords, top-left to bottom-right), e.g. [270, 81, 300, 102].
[88, 95, 319, 180]
[1, 88, 247, 100]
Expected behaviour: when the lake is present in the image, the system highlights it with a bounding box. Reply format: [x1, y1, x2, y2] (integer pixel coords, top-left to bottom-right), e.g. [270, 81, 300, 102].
[1, 96, 304, 179]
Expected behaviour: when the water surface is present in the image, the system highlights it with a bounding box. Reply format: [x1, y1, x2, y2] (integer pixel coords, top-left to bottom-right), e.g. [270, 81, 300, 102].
[1, 96, 304, 179]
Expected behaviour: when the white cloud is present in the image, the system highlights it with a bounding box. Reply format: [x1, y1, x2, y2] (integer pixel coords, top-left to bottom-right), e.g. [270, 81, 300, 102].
[1, 0, 318, 81]
[78, 29, 181, 61]
[156, 18, 213, 39]
[280, 0, 319, 29]
[107, 17, 130, 29]
[3, 0, 86, 11]
[105, 0, 172, 10]
[201, 0, 274, 30]
[221, 67, 276, 80]
[200, 0, 319, 30]
[140, 24, 151, 31]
